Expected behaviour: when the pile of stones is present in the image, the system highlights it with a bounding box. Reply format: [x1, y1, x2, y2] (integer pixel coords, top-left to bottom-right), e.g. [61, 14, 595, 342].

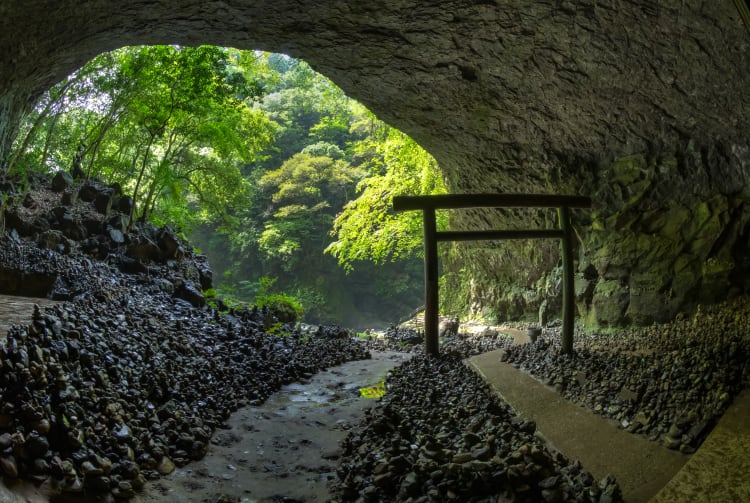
[0, 174, 371, 500]
[1, 172, 211, 307]
[368, 324, 513, 358]
[0, 284, 368, 499]
[333, 354, 622, 502]
[501, 300, 750, 452]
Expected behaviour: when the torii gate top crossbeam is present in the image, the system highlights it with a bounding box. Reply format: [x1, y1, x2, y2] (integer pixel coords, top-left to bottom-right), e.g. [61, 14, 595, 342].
[392, 193, 592, 211]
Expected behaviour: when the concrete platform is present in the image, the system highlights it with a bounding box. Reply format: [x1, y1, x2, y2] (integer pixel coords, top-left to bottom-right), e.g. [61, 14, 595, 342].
[650, 388, 750, 503]
[469, 349, 688, 503]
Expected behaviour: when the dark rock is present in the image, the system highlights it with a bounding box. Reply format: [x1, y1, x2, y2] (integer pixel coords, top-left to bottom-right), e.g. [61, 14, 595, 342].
[50, 206, 74, 228]
[24, 432, 50, 459]
[0, 456, 18, 478]
[51, 171, 74, 192]
[83, 218, 103, 235]
[22, 193, 37, 208]
[126, 236, 161, 262]
[63, 222, 88, 241]
[78, 182, 99, 202]
[94, 191, 113, 215]
[61, 189, 78, 206]
[29, 215, 51, 235]
[198, 267, 213, 290]
[117, 256, 148, 274]
[107, 214, 129, 233]
[37, 230, 70, 253]
[114, 195, 134, 215]
[4, 208, 29, 236]
[175, 282, 205, 308]
[158, 230, 182, 260]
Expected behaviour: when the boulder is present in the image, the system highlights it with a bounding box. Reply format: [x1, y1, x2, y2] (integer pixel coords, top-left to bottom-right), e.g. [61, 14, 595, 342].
[51, 171, 74, 192]
[62, 222, 88, 241]
[106, 214, 129, 233]
[114, 196, 133, 215]
[78, 182, 100, 202]
[107, 228, 125, 245]
[29, 216, 51, 235]
[158, 230, 182, 260]
[37, 230, 71, 254]
[175, 282, 205, 308]
[126, 236, 161, 262]
[4, 208, 30, 236]
[94, 191, 113, 215]
[61, 189, 78, 206]
[198, 267, 213, 290]
[117, 256, 147, 274]
[82, 218, 103, 236]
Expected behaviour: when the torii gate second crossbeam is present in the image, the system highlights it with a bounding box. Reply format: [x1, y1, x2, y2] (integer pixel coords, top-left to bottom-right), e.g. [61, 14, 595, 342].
[392, 193, 592, 356]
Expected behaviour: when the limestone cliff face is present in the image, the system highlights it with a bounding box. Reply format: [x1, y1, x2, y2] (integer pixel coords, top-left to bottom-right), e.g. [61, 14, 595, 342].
[0, 1, 748, 325]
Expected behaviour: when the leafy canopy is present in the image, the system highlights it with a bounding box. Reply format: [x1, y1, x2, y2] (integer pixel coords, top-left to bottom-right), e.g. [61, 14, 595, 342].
[325, 120, 447, 272]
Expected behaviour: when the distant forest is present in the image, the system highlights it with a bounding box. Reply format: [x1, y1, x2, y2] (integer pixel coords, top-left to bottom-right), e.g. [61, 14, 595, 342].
[8, 46, 447, 327]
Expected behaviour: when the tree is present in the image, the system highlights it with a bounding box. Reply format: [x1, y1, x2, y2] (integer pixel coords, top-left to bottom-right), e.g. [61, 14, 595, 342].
[10, 45, 276, 231]
[326, 123, 447, 271]
[256, 152, 365, 274]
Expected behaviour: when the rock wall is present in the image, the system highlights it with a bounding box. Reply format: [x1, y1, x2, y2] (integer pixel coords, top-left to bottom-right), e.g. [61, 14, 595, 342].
[446, 144, 750, 327]
[0, 0, 749, 325]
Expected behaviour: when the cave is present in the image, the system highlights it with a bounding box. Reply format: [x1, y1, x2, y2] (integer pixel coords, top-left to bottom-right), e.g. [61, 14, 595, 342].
[1, 0, 749, 326]
[0, 1, 749, 502]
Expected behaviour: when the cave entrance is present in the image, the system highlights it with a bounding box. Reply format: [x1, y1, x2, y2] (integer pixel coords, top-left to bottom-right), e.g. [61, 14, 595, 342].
[393, 193, 591, 356]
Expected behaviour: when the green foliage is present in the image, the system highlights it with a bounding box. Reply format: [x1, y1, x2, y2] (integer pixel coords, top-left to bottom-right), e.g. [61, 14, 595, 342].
[257, 293, 304, 324]
[325, 126, 447, 271]
[10, 45, 275, 232]
[251, 277, 303, 323]
[187, 56, 437, 327]
[10, 46, 444, 327]
[359, 381, 387, 399]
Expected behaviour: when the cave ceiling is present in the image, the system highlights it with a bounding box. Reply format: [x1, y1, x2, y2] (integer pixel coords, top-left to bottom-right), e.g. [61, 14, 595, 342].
[0, 0, 748, 191]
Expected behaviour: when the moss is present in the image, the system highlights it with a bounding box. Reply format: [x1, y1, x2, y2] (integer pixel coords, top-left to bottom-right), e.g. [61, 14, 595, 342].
[611, 154, 647, 185]
[640, 206, 689, 239]
[624, 178, 651, 206]
[591, 279, 630, 326]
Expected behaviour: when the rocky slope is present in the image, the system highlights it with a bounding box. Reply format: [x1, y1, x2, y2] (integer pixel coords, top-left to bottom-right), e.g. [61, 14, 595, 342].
[333, 353, 622, 503]
[0, 173, 371, 500]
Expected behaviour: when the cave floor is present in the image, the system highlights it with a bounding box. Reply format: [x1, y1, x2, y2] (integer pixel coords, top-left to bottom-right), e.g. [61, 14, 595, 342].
[468, 349, 750, 503]
[132, 350, 413, 503]
[1, 298, 746, 502]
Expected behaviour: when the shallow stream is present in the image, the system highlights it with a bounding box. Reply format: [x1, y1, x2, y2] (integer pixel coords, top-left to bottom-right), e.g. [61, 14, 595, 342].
[132, 351, 411, 503]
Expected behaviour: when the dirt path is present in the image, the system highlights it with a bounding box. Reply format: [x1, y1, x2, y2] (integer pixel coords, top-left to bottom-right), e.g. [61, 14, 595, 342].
[134, 351, 412, 503]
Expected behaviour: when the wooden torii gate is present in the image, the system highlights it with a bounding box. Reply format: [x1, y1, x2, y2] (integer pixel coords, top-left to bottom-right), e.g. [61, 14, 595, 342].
[392, 193, 592, 356]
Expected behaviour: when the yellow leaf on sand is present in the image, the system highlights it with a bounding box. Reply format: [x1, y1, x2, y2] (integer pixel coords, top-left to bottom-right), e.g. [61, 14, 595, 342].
[359, 381, 386, 398]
